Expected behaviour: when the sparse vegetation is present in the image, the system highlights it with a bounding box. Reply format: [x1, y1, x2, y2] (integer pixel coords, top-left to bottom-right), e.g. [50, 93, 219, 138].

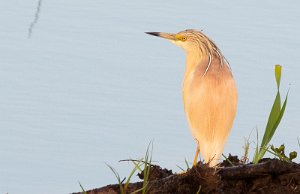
[106, 142, 153, 194]
[269, 144, 297, 162]
[253, 64, 289, 164]
[176, 158, 191, 172]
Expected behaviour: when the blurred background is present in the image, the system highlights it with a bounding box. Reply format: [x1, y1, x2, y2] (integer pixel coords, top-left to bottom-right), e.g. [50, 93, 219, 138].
[0, 1, 299, 193]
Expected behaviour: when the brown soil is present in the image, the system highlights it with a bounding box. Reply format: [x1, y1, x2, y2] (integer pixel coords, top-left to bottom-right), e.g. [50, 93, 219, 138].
[72, 155, 300, 194]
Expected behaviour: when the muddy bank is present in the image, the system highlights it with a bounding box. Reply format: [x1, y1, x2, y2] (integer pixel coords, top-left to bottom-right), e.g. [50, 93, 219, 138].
[72, 156, 300, 194]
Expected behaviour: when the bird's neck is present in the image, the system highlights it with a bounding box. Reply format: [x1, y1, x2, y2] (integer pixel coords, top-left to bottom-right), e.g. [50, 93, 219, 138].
[184, 52, 204, 77]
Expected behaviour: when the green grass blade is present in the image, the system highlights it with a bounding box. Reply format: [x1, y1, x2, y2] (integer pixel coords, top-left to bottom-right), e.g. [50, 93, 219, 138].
[260, 92, 281, 148]
[124, 160, 142, 191]
[254, 93, 288, 163]
[184, 158, 190, 169]
[271, 92, 288, 135]
[222, 154, 233, 166]
[260, 65, 283, 149]
[131, 159, 143, 172]
[106, 163, 124, 194]
[253, 65, 288, 164]
[253, 128, 259, 163]
[141, 142, 153, 194]
[78, 181, 87, 194]
[256, 145, 270, 162]
[176, 165, 185, 171]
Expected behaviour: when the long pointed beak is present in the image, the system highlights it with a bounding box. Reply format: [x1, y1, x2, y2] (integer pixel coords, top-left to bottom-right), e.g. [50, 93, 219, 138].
[145, 32, 176, 41]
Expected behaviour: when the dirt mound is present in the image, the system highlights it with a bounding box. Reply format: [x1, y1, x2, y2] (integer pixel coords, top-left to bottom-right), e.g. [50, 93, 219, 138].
[72, 156, 300, 194]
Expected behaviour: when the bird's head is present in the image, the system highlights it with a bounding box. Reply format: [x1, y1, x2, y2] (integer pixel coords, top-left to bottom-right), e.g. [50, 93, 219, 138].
[146, 29, 214, 53]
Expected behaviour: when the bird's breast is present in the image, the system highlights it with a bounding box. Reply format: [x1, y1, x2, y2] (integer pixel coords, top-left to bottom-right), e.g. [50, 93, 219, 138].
[182, 64, 238, 128]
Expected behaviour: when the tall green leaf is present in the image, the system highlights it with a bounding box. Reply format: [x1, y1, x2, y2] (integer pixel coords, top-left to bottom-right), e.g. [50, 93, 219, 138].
[260, 91, 281, 148]
[271, 92, 288, 134]
[253, 64, 288, 164]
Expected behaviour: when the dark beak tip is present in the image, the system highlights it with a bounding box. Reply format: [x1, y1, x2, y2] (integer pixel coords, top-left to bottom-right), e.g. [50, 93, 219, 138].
[145, 32, 160, 37]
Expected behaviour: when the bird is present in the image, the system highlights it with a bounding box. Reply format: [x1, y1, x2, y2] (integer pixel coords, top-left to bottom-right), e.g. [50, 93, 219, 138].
[146, 29, 238, 167]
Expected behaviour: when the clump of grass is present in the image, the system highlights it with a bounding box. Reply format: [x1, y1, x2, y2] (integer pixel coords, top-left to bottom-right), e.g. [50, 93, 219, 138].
[106, 163, 126, 194]
[253, 65, 289, 164]
[132, 142, 152, 194]
[176, 158, 190, 172]
[106, 142, 153, 194]
[267, 144, 297, 162]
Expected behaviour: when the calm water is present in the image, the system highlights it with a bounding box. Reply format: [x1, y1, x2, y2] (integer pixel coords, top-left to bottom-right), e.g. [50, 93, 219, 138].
[1, 1, 300, 193]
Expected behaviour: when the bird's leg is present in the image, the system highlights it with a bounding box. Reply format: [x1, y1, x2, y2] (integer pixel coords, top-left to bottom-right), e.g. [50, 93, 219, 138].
[193, 146, 200, 166]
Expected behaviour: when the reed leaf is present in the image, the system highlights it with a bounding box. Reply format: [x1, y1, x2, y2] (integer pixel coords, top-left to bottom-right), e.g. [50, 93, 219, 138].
[253, 65, 288, 163]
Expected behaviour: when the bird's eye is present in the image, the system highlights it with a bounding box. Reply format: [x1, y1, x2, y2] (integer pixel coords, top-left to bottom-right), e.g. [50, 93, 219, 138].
[182, 37, 187, 41]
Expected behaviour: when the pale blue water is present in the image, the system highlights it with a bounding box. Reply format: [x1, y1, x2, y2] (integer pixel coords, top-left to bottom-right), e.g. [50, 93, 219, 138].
[0, 1, 300, 193]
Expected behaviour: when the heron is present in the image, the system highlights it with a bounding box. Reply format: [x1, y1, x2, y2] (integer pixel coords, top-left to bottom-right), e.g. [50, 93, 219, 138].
[146, 29, 238, 167]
